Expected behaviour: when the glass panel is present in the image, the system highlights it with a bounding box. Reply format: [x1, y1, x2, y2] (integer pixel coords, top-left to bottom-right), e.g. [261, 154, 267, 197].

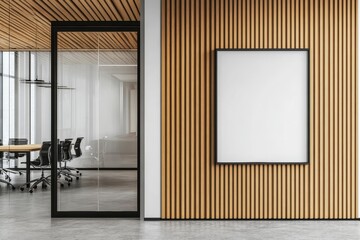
[0, 2, 50, 199]
[56, 31, 138, 212]
[57, 32, 100, 211]
[98, 32, 138, 211]
[1, 51, 15, 189]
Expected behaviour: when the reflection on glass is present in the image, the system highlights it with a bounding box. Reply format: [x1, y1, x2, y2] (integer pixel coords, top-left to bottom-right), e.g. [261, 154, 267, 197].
[56, 32, 138, 212]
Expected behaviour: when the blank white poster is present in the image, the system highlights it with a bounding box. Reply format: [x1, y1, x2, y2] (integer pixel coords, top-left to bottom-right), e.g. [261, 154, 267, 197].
[216, 50, 308, 163]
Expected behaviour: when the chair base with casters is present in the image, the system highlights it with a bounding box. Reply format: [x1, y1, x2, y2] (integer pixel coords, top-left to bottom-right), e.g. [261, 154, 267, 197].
[0, 167, 16, 189]
[59, 162, 82, 181]
[20, 139, 52, 192]
[57, 172, 70, 187]
[19, 172, 51, 193]
[0, 168, 12, 182]
[0, 176, 16, 190]
[19, 159, 51, 193]
[0, 168, 23, 182]
[62, 164, 82, 176]
[58, 163, 79, 184]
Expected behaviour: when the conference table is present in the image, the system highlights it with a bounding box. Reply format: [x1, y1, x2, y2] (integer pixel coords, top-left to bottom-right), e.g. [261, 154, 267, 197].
[0, 144, 42, 187]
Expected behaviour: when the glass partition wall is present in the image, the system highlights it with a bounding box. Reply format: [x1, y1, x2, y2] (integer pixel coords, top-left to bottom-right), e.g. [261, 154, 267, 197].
[0, 30, 139, 216]
[0, 2, 140, 219]
[51, 23, 140, 217]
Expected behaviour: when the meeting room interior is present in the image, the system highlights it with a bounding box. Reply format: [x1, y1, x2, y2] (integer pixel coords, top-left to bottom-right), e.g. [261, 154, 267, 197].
[0, 0, 139, 215]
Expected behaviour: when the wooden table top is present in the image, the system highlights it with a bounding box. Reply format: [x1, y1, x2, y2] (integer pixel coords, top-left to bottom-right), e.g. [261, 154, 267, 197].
[0, 144, 42, 152]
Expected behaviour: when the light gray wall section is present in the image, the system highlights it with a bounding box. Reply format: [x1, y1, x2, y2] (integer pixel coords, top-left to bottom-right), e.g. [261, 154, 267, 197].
[142, 0, 161, 219]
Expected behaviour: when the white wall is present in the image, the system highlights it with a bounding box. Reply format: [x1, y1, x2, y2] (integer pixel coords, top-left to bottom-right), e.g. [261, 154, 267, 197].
[142, 0, 161, 219]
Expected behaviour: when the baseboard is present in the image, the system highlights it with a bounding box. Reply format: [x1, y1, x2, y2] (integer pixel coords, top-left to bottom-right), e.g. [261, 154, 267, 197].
[144, 218, 162, 221]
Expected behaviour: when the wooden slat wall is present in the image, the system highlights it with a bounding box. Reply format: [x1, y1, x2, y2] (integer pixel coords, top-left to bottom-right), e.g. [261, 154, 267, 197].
[161, 0, 358, 219]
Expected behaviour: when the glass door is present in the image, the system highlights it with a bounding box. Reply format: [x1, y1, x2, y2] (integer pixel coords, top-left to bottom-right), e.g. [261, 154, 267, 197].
[51, 22, 140, 217]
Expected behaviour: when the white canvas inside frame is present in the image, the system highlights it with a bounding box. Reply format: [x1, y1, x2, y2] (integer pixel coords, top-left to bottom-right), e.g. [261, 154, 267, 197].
[216, 50, 308, 163]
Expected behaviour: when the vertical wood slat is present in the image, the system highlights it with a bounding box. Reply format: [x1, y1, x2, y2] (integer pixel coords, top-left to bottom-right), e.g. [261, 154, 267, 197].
[206, 0, 212, 220]
[350, 0, 355, 219]
[210, 0, 216, 220]
[334, 0, 339, 219]
[343, 0, 348, 218]
[330, 0, 334, 219]
[339, 0, 344, 219]
[353, 0, 358, 219]
[185, 0, 191, 219]
[175, 0, 181, 219]
[189, 0, 195, 219]
[170, 0, 176, 219]
[161, 0, 358, 219]
[199, 0, 205, 219]
[160, 0, 166, 219]
[180, 0, 186, 219]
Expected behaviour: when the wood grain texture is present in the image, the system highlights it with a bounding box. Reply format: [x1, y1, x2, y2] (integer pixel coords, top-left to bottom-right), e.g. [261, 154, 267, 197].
[0, 144, 41, 152]
[0, 0, 140, 50]
[161, 0, 358, 219]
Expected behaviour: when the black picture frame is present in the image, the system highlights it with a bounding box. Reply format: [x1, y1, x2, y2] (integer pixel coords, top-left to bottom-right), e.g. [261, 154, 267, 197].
[214, 48, 310, 165]
[51, 21, 141, 218]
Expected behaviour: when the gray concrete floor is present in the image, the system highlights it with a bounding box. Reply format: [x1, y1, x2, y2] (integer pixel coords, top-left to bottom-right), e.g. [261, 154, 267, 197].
[1, 171, 360, 239]
[0, 170, 137, 211]
[58, 170, 137, 211]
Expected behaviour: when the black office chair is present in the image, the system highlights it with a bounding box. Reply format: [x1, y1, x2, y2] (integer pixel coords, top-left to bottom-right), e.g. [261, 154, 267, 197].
[63, 139, 73, 161]
[58, 139, 80, 182]
[69, 137, 84, 175]
[57, 140, 72, 187]
[0, 140, 16, 190]
[4, 138, 27, 177]
[73, 137, 84, 159]
[20, 141, 51, 193]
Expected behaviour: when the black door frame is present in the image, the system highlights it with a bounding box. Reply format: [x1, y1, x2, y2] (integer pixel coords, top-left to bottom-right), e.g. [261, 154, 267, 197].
[51, 21, 140, 218]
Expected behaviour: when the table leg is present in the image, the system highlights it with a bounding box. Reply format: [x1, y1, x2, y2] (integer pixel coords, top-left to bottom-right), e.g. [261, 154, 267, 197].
[26, 152, 30, 188]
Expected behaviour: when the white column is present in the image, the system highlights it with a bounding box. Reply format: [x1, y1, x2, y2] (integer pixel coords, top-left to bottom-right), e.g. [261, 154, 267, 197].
[141, 0, 161, 219]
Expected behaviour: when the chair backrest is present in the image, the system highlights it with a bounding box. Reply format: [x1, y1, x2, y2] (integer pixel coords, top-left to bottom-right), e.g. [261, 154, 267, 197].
[58, 141, 64, 162]
[9, 138, 28, 145]
[74, 137, 84, 158]
[39, 141, 51, 166]
[49, 141, 64, 162]
[9, 138, 28, 158]
[63, 139, 73, 161]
